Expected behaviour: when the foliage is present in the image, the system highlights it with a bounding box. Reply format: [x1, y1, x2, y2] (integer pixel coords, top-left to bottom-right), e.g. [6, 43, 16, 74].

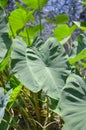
[46, 14, 69, 24]
[74, 21, 86, 31]
[54, 24, 77, 43]
[58, 74, 86, 130]
[0, 0, 86, 130]
[8, 8, 34, 37]
[11, 37, 69, 99]
[0, 88, 11, 123]
[22, 0, 48, 9]
[0, 0, 8, 9]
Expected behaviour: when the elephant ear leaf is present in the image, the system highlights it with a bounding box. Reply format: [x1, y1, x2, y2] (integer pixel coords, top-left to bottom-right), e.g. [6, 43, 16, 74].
[0, 7, 12, 70]
[58, 74, 86, 130]
[11, 37, 69, 99]
[0, 88, 12, 124]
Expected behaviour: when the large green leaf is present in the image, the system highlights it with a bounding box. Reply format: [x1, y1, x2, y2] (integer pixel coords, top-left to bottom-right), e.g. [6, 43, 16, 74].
[0, 88, 12, 123]
[0, 33, 12, 70]
[0, 7, 12, 70]
[11, 37, 69, 99]
[8, 8, 34, 37]
[58, 74, 86, 130]
[22, 0, 48, 9]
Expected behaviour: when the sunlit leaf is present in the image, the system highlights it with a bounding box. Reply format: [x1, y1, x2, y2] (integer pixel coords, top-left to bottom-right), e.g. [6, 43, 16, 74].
[54, 24, 77, 41]
[22, 0, 48, 9]
[8, 8, 34, 37]
[8, 83, 22, 109]
[81, 1, 86, 5]
[19, 24, 44, 44]
[74, 21, 86, 30]
[69, 48, 86, 64]
[0, 0, 8, 8]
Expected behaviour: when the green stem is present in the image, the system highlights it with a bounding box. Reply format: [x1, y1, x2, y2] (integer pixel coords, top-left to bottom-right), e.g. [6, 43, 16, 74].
[2, 119, 18, 130]
[16, 100, 32, 129]
[46, 96, 49, 120]
[21, 89, 35, 109]
[33, 93, 41, 123]
[9, 24, 15, 38]
[26, 27, 31, 46]
[16, 98, 38, 130]
[22, 90, 41, 129]
[19, 94, 32, 118]
[0, 71, 5, 88]
[23, 116, 31, 130]
[6, 108, 25, 130]
[44, 95, 50, 130]
[37, 0, 42, 38]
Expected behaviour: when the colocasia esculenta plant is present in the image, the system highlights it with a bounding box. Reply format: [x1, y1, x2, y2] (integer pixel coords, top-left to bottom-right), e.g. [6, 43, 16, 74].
[0, 0, 86, 130]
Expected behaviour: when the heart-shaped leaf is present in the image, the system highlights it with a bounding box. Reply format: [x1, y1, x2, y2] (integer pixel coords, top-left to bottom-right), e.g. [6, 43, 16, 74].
[58, 74, 86, 130]
[0, 7, 11, 70]
[11, 37, 69, 99]
[8, 8, 34, 37]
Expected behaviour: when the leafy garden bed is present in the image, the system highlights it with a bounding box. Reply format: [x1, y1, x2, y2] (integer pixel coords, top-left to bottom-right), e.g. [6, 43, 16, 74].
[0, 0, 86, 130]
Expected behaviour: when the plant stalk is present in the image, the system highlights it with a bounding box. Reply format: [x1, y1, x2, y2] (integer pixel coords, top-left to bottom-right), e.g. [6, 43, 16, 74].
[37, 0, 42, 38]
[16, 97, 38, 130]
[26, 27, 31, 46]
[44, 95, 50, 130]
[33, 93, 41, 123]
